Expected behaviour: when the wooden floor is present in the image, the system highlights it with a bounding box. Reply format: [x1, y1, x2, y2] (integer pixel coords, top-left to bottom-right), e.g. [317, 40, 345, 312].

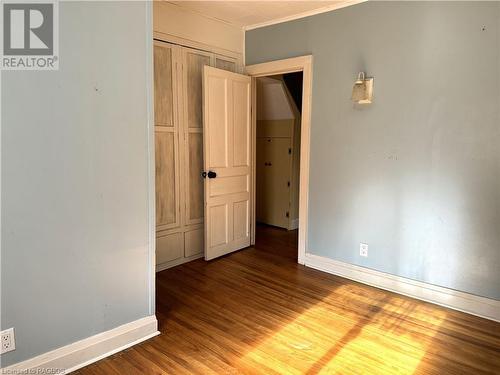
[78, 225, 500, 374]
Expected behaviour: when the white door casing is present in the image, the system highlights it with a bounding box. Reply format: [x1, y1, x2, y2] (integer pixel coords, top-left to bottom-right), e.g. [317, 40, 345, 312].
[203, 66, 252, 260]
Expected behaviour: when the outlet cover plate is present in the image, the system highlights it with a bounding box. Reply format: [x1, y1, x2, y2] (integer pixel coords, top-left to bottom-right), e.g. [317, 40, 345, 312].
[360, 243, 368, 257]
[1, 327, 16, 354]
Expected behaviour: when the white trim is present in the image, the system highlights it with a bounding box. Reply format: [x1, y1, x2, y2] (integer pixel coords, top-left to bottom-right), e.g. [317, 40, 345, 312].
[242, 29, 246, 73]
[304, 253, 500, 322]
[2, 316, 160, 374]
[156, 253, 204, 273]
[244, 0, 368, 31]
[246, 56, 313, 266]
[145, 0, 156, 318]
[250, 76, 257, 246]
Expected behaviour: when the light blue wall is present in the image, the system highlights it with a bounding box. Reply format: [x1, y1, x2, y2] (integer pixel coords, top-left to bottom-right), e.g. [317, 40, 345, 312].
[246, 1, 500, 300]
[1, 1, 153, 366]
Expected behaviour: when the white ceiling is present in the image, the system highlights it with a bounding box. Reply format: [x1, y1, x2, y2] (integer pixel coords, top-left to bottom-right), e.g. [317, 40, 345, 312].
[169, 1, 365, 30]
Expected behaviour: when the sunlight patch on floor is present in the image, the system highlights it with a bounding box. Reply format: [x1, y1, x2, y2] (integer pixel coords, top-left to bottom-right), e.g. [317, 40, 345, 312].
[239, 286, 447, 374]
[317, 326, 429, 374]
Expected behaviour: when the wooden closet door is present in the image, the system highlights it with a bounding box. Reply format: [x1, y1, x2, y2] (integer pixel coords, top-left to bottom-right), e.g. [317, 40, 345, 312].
[154, 42, 181, 231]
[154, 41, 180, 231]
[182, 47, 214, 226]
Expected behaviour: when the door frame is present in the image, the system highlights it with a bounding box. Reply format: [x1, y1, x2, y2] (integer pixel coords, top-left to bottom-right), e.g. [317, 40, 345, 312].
[245, 55, 313, 265]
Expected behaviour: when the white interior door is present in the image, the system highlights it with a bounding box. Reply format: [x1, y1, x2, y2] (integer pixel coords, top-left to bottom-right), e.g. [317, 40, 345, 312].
[203, 66, 252, 260]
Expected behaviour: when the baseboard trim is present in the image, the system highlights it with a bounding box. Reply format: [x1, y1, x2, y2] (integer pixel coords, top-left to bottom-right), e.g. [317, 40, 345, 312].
[2, 315, 160, 374]
[289, 218, 299, 230]
[156, 253, 203, 272]
[304, 253, 500, 322]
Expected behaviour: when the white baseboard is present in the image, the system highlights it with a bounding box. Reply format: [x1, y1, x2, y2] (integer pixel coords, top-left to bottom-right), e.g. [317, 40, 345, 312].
[156, 253, 203, 272]
[2, 315, 160, 374]
[304, 253, 500, 322]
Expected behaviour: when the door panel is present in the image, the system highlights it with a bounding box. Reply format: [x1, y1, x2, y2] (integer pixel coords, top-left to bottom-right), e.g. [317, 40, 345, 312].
[256, 137, 291, 228]
[209, 175, 248, 197]
[155, 130, 179, 228]
[154, 41, 180, 234]
[187, 132, 204, 222]
[157, 232, 183, 264]
[207, 75, 228, 168]
[184, 228, 204, 257]
[209, 204, 229, 247]
[185, 50, 212, 128]
[154, 42, 175, 126]
[203, 66, 251, 260]
[233, 200, 249, 240]
[233, 81, 251, 167]
[183, 48, 213, 226]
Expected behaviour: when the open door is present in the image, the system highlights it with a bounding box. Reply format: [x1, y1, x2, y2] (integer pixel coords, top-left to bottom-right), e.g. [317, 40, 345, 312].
[203, 66, 252, 260]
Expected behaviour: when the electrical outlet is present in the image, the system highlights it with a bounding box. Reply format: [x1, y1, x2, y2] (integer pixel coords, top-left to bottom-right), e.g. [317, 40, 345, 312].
[1, 328, 16, 354]
[360, 243, 368, 257]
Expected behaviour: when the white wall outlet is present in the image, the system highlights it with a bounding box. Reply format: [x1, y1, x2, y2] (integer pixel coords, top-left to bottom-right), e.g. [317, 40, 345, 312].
[1, 328, 16, 354]
[360, 243, 368, 257]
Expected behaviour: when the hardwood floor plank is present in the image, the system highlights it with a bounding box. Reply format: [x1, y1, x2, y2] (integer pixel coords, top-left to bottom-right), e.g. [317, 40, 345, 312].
[78, 225, 500, 374]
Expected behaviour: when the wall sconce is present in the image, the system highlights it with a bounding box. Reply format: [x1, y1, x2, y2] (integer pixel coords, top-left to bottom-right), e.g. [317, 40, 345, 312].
[351, 72, 374, 104]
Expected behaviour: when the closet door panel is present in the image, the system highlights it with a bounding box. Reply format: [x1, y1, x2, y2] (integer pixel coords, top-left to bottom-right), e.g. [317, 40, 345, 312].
[185, 228, 204, 258]
[188, 132, 204, 223]
[154, 42, 176, 127]
[157, 232, 183, 264]
[155, 129, 180, 229]
[154, 41, 181, 236]
[185, 50, 212, 128]
[182, 48, 213, 225]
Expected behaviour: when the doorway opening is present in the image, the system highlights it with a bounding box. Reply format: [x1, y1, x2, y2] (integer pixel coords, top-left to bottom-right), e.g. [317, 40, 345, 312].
[255, 72, 303, 261]
[247, 55, 313, 265]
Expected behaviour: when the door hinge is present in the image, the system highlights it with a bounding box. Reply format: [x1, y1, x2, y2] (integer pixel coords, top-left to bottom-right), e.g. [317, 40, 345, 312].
[288, 148, 292, 155]
[287, 181, 290, 187]
[286, 211, 289, 218]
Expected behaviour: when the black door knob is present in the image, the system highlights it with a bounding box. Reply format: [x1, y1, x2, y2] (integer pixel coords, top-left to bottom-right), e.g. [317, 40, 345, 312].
[207, 171, 217, 179]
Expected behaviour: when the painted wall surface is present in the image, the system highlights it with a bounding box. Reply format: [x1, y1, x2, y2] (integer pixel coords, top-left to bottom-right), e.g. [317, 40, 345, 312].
[246, 1, 500, 300]
[1, 1, 153, 366]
